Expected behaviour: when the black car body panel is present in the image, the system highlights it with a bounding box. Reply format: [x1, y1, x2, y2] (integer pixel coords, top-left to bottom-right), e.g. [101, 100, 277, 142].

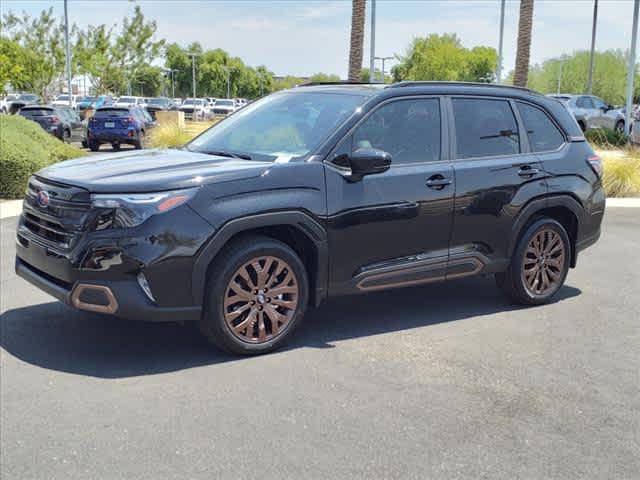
[15, 82, 604, 324]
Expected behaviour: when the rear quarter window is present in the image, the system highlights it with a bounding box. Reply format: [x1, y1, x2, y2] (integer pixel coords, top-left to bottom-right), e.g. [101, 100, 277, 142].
[516, 102, 566, 152]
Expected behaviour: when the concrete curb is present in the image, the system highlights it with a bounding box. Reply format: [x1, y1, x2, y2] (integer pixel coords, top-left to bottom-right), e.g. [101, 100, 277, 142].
[0, 200, 22, 220]
[1, 197, 639, 221]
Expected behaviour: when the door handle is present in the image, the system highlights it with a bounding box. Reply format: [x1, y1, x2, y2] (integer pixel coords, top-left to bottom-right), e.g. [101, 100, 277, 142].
[517, 166, 540, 177]
[426, 175, 452, 189]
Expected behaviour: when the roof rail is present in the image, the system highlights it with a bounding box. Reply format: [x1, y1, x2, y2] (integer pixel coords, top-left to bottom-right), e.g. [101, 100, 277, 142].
[387, 81, 536, 93]
[297, 81, 380, 87]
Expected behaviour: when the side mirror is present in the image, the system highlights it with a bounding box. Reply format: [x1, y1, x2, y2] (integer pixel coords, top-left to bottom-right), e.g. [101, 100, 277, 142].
[347, 147, 392, 182]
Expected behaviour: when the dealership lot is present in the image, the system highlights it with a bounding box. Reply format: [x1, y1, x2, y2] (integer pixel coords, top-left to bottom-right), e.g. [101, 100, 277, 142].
[0, 208, 638, 479]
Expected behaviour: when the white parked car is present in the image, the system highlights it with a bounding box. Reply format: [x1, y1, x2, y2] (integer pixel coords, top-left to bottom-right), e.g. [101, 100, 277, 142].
[52, 94, 80, 109]
[0, 93, 20, 113]
[179, 98, 207, 120]
[113, 96, 145, 108]
[212, 98, 236, 116]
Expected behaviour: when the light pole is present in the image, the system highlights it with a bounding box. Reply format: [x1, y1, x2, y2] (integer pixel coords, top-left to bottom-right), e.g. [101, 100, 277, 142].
[374, 56, 393, 83]
[170, 69, 180, 98]
[369, 0, 376, 83]
[188, 53, 200, 98]
[223, 66, 235, 98]
[556, 57, 565, 94]
[624, 0, 639, 136]
[496, 0, 506, 83]
[587, 0, 599, 94]
[63, 0, 72, 105]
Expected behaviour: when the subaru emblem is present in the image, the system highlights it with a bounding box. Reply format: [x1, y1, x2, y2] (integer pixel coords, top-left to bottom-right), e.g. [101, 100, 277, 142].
[37, 190, 50, 208]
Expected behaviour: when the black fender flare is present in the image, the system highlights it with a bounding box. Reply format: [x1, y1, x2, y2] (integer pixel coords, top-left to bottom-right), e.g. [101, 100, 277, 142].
[191, 211, 328, 307]
[508, 194, 585, 260]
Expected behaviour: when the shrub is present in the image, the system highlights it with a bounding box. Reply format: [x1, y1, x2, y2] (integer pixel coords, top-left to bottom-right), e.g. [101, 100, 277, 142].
[585, 128, 629, 149]
[601, 151, 640, 197]
[0, 114, 86, 198]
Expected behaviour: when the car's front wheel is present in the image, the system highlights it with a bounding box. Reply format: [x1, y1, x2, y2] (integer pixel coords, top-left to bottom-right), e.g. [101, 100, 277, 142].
[199, 236, 308, 355]
[497, 218, 571, 305]
[615, 120, 625, 134]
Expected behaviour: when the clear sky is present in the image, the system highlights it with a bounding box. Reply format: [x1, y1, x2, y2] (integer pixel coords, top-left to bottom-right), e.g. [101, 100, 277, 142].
[3, 0, 638, 77]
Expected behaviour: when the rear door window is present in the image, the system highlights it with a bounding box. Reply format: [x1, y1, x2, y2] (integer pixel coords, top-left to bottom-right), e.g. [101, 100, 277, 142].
[452, 98, 520, 159]
[516, 102, 566, 152]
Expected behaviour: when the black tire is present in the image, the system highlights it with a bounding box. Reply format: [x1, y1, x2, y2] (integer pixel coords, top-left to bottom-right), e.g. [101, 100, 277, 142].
[615, 120, 625, 134]
[81, 139, 88, 148]
[134, 130, 144, 149]
[198, 235, 309, 355]
[88, 140, 100, 152]
[62, 129, 71, 143]
[578, 121, 586, 132]
[111, 142, 121, 151]
[497, 218, 571, 305]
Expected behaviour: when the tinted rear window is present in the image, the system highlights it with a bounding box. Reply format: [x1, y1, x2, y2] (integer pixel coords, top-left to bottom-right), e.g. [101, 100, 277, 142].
[517, 102, 565, 152]
[452, 98, 520, 159]
[94, 108, 129, 117]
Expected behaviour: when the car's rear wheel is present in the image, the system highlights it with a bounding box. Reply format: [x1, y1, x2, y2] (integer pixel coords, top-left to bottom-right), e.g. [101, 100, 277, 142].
[199, 236, 308, 355]
[497, 218, 570, 305]
[62, 129, 71, 143]
[88, 140, 100, 152]
[111, 142, 121, 151]
[615, 120, 625, 134]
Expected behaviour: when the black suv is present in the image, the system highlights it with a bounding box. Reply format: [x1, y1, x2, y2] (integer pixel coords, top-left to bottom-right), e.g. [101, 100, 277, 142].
[15, 82, 605, 355]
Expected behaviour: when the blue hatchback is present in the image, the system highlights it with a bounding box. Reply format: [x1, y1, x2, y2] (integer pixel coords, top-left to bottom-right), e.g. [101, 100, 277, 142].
[87, 106, 155, 151]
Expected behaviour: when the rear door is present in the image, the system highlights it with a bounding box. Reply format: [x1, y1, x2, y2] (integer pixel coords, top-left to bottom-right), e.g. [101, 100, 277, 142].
[325, 96, 455, 294]
[448, 96, 546, 269]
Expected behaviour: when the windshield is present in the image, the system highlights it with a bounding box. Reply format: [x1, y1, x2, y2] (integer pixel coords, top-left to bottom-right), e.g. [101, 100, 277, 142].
[217, 100, 234, 107]
[56, 95, 69, 101]
[183, 99, 199, 105]
[188, 91, 366, 161]
[18, 95, 37, 101]
[118, 97, 136, 103]
[81, 96, 97, 102]
[149, 98, 169, 105]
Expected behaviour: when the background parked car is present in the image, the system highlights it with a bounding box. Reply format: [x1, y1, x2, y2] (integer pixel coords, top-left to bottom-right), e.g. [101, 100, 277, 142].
[52, 94, 81, 109]
[112, 96, 145, 108]
[212, 98, 236, 116]
[549, 94, 626, 133]
[1, 93, 20, 113]
[7, 93, 40, 114]
[173, 98, 183, 107]
[179, 98, 207, 120]
[145, 96, 175, 120]
[19, 105, 85, 143]
[77, 95, 113, 119]
[86, 106, 153, 151]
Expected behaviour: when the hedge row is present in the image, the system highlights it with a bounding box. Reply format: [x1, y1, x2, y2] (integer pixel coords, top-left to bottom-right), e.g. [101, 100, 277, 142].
[0, 115, 86, 198]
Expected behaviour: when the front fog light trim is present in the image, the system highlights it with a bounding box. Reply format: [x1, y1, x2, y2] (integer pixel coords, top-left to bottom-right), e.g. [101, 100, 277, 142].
[137, 272, 156, 303]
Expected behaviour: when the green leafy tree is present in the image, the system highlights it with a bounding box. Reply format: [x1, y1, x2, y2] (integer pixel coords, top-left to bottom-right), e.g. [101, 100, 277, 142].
[523, 50, 640, 105]
[73, 24, 126, 94]
[393, 33, 497, 83]
[0, 38, 36, 93]
[1, 8, 69, 97]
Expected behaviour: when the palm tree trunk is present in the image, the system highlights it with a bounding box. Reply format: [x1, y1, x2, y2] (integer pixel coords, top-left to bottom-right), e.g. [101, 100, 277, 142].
[348, 0, 366, 82]
[514, 0, 535, 87]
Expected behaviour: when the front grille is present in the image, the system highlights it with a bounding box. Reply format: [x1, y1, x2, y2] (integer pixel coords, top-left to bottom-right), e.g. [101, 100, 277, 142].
[213, 109, 229, 115]
[21, 177, 92, 251]
[181, 108, 194, 114]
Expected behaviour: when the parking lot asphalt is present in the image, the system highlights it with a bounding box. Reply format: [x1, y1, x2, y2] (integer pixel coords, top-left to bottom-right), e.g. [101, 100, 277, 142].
[1, 209, 639, 479]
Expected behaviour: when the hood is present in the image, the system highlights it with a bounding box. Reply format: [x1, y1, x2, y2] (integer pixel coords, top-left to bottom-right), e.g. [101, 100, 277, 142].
[37, 148, 272, 193]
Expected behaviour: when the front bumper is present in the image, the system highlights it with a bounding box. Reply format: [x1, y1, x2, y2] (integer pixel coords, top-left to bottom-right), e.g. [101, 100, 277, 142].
[15, 256, 201, 322]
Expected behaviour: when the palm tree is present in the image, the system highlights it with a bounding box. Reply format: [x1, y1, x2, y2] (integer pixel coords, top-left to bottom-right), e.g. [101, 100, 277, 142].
[348, 0, 366, 82]
[514, 0, 535, 87]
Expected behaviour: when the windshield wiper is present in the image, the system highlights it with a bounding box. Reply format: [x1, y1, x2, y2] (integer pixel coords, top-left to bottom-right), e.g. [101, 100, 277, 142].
[200, 150, 252, 160]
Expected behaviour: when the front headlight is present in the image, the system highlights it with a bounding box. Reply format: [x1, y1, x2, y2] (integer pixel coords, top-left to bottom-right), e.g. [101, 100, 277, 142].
[91, 187, 198, 229]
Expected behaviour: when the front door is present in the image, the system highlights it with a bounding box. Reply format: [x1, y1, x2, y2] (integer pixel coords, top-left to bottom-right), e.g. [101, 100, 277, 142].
[325, 97, 455, 294]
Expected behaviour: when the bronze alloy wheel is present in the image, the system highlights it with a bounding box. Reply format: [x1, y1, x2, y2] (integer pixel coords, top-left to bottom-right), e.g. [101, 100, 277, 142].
[223, 256, 299, 344]
[522, 228, 566, 296]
